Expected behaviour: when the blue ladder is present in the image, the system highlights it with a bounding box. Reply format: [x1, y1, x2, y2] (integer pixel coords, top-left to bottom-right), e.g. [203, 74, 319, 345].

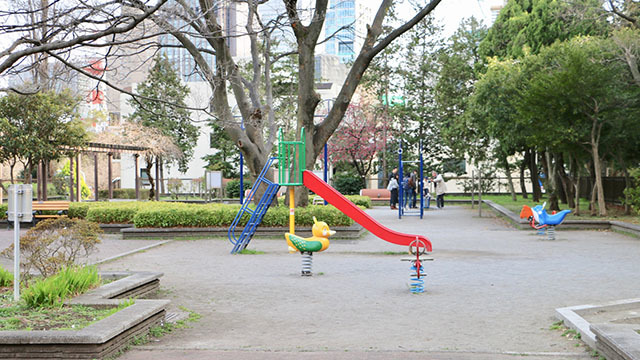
[228, 157, 280, 254]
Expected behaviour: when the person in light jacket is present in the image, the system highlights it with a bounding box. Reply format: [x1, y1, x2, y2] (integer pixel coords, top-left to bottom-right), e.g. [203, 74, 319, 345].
[387, 174, 399, 210]
[431, 171, 447, 209]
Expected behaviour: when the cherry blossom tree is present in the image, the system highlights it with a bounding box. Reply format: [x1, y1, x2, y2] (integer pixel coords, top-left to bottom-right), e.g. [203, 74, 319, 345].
[328, 101, 388, 186]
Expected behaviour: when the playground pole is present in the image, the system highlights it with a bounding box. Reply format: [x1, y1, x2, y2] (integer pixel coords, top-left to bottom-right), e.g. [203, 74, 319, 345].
[289, 187, 295, 234]
[398, 140, 403, 219]
[239, 154, 244, 204]
[324, 143, 328, 206]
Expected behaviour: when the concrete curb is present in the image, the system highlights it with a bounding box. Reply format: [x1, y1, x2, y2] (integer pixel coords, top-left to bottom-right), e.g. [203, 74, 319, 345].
[121, 224, 364, 239]
[555, 298, 640, 358]
[0, 271, 168, 359]
[480, 200, 640, 236]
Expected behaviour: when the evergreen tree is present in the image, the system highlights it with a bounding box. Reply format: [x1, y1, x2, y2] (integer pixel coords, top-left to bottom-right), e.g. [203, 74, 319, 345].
[128, 53, 198, 173]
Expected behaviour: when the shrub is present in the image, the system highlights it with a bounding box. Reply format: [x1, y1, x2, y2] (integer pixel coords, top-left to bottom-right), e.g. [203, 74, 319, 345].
[226, 179, 252, 198]
[167, 178, 183, 199]
[624, 168, 640, 214]
[86, 202, 140, 223]
[344, 195, 371, 208]
[98, 188, 150, 200]
[332, 171, 365, 195]
[0, 266, 12, 287]
[0, 203, 7, 220]
[1, 217, 102, 277]
[22, 266, 100, 308]
[68, 202, 91, 219]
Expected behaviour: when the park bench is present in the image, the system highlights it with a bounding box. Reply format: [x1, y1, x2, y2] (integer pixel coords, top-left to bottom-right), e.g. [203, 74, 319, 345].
[6, 200, 70, 228]
[359, 189, 391, 202]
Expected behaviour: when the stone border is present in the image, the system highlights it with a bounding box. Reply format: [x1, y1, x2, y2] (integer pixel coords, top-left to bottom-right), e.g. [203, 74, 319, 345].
[479, 199, 640, 236]
[121, 224, 364, 239]
[555, 298, 640, 359]
[0, 271, 168, 359]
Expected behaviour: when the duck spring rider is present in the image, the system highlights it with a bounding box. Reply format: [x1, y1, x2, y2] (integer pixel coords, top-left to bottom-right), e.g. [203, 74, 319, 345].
[285, 217, 335, 276]
[520, 202, 571, 240]
[229, 128, 432, 287]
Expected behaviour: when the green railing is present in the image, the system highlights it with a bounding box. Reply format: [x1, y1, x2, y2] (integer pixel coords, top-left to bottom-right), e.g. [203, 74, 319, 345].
[278, 127, 306, 186]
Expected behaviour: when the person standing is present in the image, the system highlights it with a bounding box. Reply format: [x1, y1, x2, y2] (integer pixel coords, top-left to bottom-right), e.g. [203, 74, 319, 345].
[431, 170, 447, 209]
[409, 170, 418, 208]
[387, 174, 399, 210]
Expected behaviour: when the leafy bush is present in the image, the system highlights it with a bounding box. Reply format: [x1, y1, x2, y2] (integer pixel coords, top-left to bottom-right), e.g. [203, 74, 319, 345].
[167, 178, 183, 199]
[332, 171, 365, 195]
[21, 266, 100, 308]
[0, 266, 12, 287]
[86, 202, 140, 224]
[98, 188, 150, 200]
[0, 203, 7, 220]
[624, 168, 640, 214]
[344, 195, 371, 208]
[68, 202, 91, 219]
[225, 179, 252, 198]
[55, 161, 92, 200]
[1, 217, 102, 277]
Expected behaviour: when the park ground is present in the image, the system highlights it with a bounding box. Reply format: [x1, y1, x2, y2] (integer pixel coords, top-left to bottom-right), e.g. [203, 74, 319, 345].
[2, 204, 639, 359]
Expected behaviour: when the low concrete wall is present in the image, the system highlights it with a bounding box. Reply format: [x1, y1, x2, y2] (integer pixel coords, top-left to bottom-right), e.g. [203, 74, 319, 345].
[122, 224, 364, 240]
[0, 271, 168, 359]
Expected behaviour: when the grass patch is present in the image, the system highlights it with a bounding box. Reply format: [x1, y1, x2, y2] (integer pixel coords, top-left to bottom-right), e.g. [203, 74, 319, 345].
[0, 267, 12, 287]
[132, 306, 201, 346]
[238, 249, 265, 255]
[0, 292, 134, 331]
[22, 266, 100, 308]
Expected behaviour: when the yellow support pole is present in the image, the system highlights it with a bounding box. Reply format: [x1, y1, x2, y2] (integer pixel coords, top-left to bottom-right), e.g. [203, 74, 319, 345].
[289, 187, 295, 234]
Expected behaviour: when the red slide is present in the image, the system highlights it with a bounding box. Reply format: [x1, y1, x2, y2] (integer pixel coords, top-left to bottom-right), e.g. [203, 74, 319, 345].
[303, 171, 432, 251]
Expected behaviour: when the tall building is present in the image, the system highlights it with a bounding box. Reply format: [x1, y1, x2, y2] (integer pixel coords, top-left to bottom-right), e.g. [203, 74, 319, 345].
[324, 0, 375, 63]
[159, 0, 250, 82]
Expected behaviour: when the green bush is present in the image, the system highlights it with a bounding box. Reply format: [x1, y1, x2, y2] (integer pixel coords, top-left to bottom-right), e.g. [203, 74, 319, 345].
[68, 202, 91, 219]
[225, 179, 252, 198]
[1, 217, 102, 277]
[98, 189, 150, 200]
[344, 195, 371, 208]
[22, 266, 100, 308]
[0, 203, 7, 220]
[0, 266, 12, 287]
[332, 171, 365, 195]
[86, 202, 140, 224]
[624, 168, 640, 214]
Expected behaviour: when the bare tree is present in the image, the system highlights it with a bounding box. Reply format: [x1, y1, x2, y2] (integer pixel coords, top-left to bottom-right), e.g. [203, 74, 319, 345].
[0, 0, 168, 92]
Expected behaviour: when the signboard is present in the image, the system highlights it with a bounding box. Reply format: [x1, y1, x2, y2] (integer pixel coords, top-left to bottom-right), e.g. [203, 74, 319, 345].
[206, 171, 222, 190]
[8, 184, 32, 222]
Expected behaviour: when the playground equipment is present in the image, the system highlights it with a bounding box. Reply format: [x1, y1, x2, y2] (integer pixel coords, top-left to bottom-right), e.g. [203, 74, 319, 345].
[397, 140, 425, 219]
[228, 129, 432, 285]
[401, 239, 433, 293]
[285, 217, 335, 276]
[520, 203, 571, 240]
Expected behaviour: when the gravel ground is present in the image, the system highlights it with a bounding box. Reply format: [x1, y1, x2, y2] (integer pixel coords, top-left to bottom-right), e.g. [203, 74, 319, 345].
[101, 205, 640, 359]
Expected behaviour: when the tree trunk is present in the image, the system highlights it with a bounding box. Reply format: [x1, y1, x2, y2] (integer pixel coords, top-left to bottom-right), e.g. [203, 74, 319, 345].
[622, 164, 631, 215]
[145, 156, 155, 201]
[528, 149, 541, 202]
[519, 153, 528, 199]
[500, 154, 517, 201]
[159, 157, 164, 195]
[591, 141, 607, 216]
[557, 155, 575, 208]
[540, 151, 559, 211]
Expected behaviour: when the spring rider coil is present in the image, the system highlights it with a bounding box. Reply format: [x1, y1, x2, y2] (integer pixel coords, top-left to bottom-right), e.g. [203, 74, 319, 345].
[301, 252, 313, 276]
[403, 239, 432, 294]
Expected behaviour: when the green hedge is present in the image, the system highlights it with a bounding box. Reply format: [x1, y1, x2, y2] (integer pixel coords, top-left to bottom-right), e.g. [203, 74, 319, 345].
[63, 200, 359, 228]
[0, 203, 7, 220]
[97, 189, 150, 200]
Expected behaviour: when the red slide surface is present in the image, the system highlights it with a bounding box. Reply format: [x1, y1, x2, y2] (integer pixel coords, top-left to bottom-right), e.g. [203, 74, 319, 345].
[303, 171, 432, 251]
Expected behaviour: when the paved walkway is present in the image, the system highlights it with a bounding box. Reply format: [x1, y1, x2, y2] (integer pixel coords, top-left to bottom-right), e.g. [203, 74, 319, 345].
[3, 205, 639, 359]
[99, 205, 640, 359]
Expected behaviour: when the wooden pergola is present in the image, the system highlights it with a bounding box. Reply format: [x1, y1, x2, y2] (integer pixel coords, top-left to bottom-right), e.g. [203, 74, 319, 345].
[36, 142, 153, 202]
